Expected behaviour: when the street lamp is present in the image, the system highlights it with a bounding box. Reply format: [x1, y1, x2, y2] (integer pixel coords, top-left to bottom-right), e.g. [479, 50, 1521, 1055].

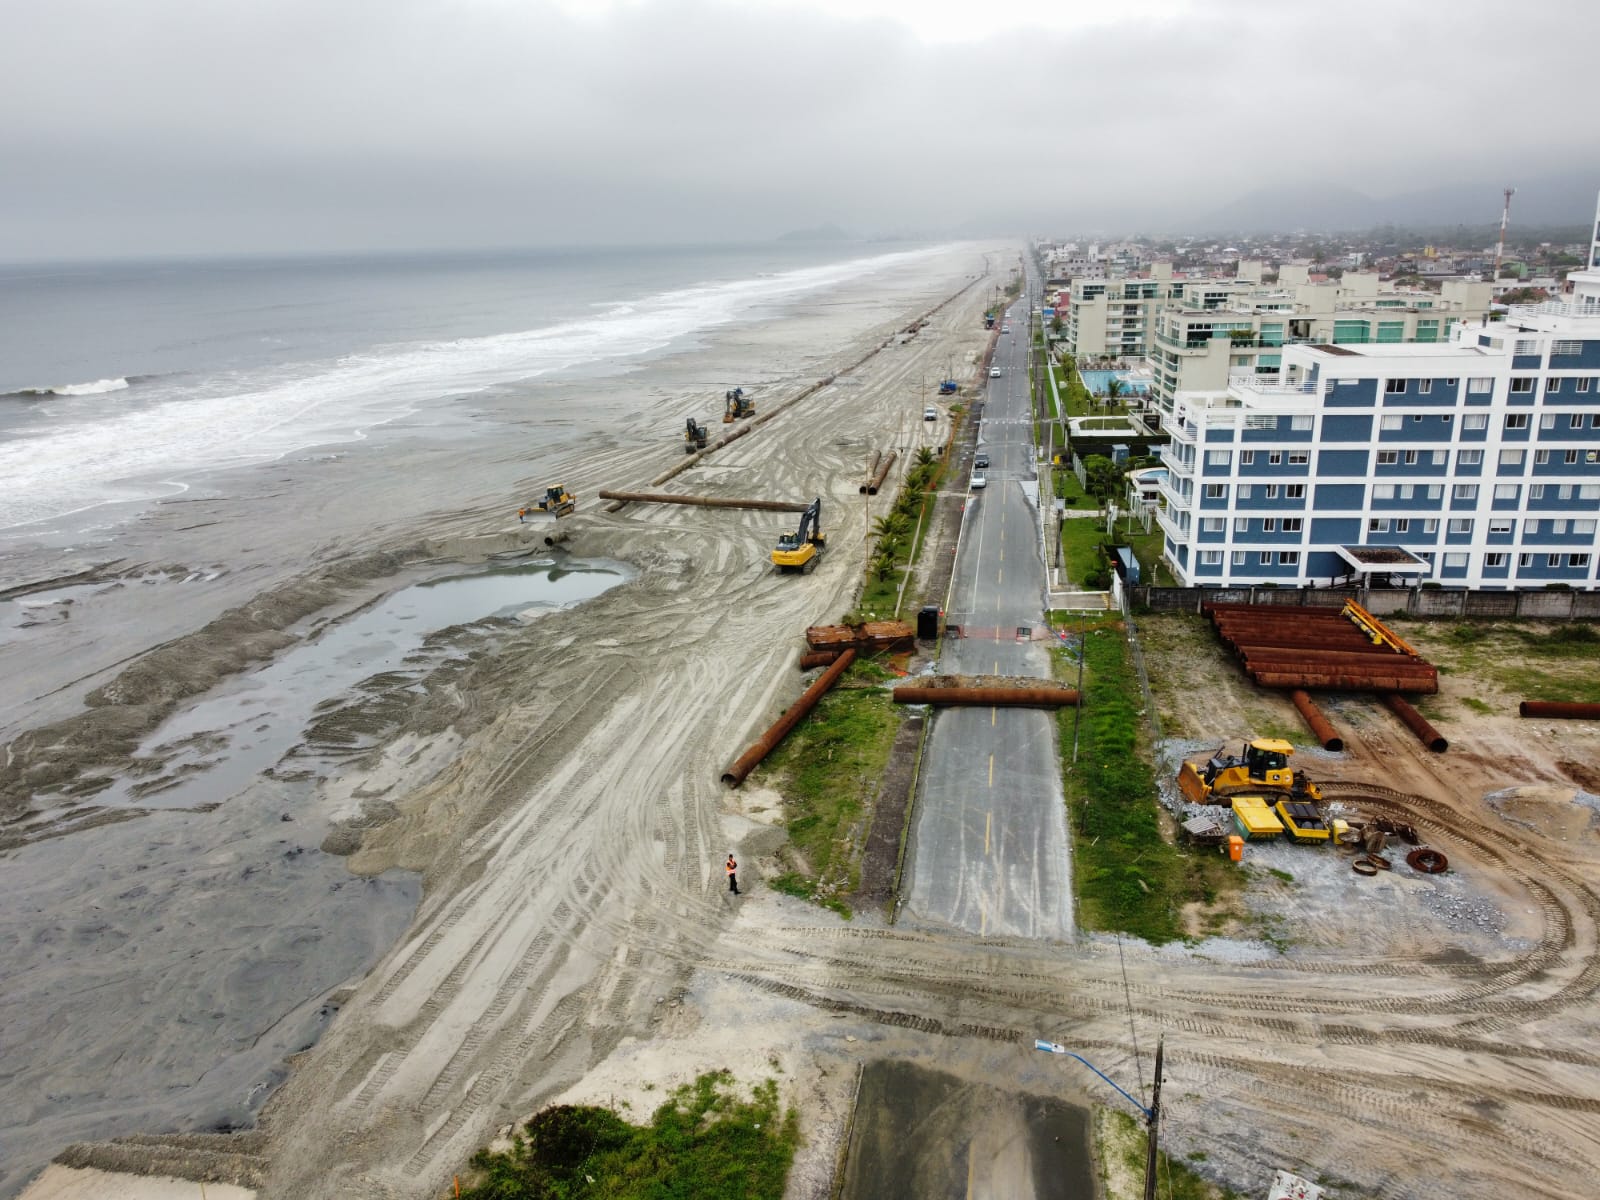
[1036, 1036, 1164, 1200]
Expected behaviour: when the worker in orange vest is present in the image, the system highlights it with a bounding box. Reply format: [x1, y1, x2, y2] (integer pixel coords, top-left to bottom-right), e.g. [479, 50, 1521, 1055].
[726, 853, 739, 895]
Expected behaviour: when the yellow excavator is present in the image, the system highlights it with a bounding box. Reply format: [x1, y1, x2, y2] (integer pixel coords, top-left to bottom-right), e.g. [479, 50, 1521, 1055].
[1178, 738, 1322, 807]
[524, 484, 575, 520]
[723, 387, 754, 422]
[772, 497, 826, 572]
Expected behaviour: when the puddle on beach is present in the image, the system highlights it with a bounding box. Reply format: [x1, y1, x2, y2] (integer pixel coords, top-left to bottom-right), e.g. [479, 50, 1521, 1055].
[98, 555, 630, 810]
[0, 555, 628, 1199]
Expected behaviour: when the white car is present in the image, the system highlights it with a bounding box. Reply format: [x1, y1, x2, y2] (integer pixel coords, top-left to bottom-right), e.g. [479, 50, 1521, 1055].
[970, 473, 987, 490]
[923, 406, 938, 421]
[1001, 324, 1010, 333]
[989, 367, 1002, 378]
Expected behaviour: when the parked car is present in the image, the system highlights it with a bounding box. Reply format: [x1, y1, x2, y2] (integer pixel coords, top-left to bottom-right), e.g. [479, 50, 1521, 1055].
[923, 406, 938, 421]
[974, 452, 990, 469]
[1001, 324, 1010, 333]
[970, 473, 987, 490]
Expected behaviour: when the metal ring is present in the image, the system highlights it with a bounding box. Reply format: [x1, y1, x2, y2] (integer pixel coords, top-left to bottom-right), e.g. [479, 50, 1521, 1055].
[1406, 848, 1449, 874]
[1352, 858, 1379, 876]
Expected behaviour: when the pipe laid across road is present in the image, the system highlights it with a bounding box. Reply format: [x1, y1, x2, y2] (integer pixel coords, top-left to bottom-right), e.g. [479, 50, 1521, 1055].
[1519, 700, 1600, 720]
[1383, 693, 1448, 752]
[893, 685, 1080, 708]
[1290, 689, 1344, 752]
[597, 490, 810, 513]
[722, 649, 856, 787]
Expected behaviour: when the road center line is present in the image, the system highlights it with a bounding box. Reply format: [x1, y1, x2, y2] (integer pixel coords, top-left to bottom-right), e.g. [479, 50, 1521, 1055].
[988, 754, 994, 788]
[985, 810, 992, 855]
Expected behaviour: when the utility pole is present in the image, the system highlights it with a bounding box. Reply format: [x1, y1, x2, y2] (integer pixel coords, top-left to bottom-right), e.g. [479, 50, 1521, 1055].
[1493, 186, 1516, 284]
[1142, 1037, 1165, 1200]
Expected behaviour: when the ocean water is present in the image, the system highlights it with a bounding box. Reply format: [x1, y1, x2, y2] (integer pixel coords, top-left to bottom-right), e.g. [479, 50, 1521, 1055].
[0, 242, 937, 535]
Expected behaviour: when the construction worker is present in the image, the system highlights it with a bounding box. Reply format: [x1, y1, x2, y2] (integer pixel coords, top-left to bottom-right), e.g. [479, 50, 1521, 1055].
[726, 853, 739, 895]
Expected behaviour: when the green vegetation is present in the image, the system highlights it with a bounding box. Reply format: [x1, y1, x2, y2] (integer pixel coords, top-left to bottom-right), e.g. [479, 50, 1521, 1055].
[754, 667, 901, 917]
[1057, 623, 1240, 945]
[856, 445, 945, 619]
[1461, 696, 1494, 715]
[1060, 519, 1110, 589]
[1054, 468, 1088, 506]
[1055, 363, 1095, 418]
[1101, 1111, 1241, 1200]
[1423, 621, 1600, 704]
[462, 1071, 799, 1200]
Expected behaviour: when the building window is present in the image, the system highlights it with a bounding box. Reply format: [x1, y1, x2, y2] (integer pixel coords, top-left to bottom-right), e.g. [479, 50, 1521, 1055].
[1239, 450, 1255, 465]
[1283, 518, 1303, 532]
[1580, 378, 1594, 393]
[1519, 553, 1532, 569]
[1485, 553, 1508, 568]
[1553, 340, 1582, 355]
[1500, 449, 1524, 466]
[1453, 484, 1478, 501]
[1515, 339, 1539, 355]
[1576, 519, 1598, 535]
[1201, 516, 1225, 532]
[1199, 550, 1223, 566]
[1418, 379, 1433, 394]
[1573, 413, 1587, 429]
[1552, 519, 1569, 534]
[1207, 449, 1231, 466]
[1262, 518, 1277, 532]
[1427, 484, 1444, 499]
[1380, 414, 1403, 431]
[1377, 451, 1399, 465]
[1231, 550, 1246, 566]
[1368, 518, 1391, 533]
[1374, 484, 1395, 499]
[1395, 518, 1410, 533]
[1279, 551, 1300, 566]
[1468, 377, 1493, 393]
[1412, 414, 1424, 423]
[1541, 413, 1558, 430]
[1531, 484, 1545, 500]
[1505, 413, 1529, 430]
[1404, 450, 1420, 465]
[1582, 484, 1600, 500]
[1511, 377, 1535, 393]
[1424, 519, 1439, 533]
[1548, 378, 1563, 393]
[1234, 517, 1249, 532]
[1288, 452, 1309, 465]
[1495, 484, 1520, 501]
[1560, 484, 1575, 500]
[1258, 552, 1273, 565]
[1567, 450, 1581, 465]
[1592, 414, 1600, 428]
[1448, 518, 1474, 534]
[1204, 483, 1228, 499]
[1457, 449, 1482, 466]
[1285, 484, 1305, 499]
[1535, 450, 1551, 465]
[1548, 554, 1563, 568]
[1463, 414, 1488, 430]
[1290, 415, 1313, 431]
[1237, 484, 1252, 499]
[1385, 378, 1405, 393]
[1489, 518, 1514, 534]
[1444, 553, 1469, 568]
[1263, 484, 1279, 499]
[1573, 554, 1593, 569]
[1268, 451, 1282, 465]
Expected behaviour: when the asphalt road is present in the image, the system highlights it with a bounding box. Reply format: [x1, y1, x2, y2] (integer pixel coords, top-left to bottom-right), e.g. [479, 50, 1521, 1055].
[902, 274, 1075, 939]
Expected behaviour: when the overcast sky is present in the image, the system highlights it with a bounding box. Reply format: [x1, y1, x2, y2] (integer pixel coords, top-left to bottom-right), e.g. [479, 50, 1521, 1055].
[4, 0, 1598, 260]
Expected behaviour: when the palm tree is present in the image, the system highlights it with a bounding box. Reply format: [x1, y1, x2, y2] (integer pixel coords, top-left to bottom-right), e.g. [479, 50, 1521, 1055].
[1104, 377, 1124, 412]
[915, 446, 936, 468]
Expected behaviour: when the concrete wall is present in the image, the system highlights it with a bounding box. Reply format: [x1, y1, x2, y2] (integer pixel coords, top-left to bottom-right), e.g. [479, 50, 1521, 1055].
[1130, 584, 1600, 619]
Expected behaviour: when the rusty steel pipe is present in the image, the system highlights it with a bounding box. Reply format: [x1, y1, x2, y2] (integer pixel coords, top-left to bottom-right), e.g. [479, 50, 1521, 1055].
[858, 450, 883, 494]
[1250, 671, 1439, 694]
[597, 490, 811, 513]
[1383, 693, 1448, 752]
[542, 530, 570, 547]
[1519, 700, 1600, 720]
[865, 450, 898, 496]
[1241, 647, 1432, 668]
[798, 650, 841, 671]
[892, 686, 1080, 707]
[1290, 689, 1344, 752]
[722, 649, 856, 787]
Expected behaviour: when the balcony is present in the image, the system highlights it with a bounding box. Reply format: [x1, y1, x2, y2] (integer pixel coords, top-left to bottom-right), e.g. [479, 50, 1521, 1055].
[1509, 300, 1600, 322]
[1227, 377, 1320, 398]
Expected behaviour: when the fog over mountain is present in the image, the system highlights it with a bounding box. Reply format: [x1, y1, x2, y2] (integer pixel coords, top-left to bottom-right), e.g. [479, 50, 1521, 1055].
[3, 0, 1598, 259]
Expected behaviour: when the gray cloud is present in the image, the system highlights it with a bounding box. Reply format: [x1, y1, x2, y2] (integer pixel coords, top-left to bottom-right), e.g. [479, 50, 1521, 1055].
[4, 0, 1598, 259]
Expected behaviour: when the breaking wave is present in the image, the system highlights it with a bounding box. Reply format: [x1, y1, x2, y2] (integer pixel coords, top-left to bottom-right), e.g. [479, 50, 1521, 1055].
[8, 377, 131, 398]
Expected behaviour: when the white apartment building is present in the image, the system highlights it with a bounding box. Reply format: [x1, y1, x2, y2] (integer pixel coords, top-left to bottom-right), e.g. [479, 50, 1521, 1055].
[1148, 278, 1493, 417]
[1063, 262, 1268, 360]
[1157, 198, 1600, 591]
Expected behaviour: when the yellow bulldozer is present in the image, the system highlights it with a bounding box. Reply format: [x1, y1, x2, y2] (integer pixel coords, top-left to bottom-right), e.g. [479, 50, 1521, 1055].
[521, 484, 575, 520]
[1178, 738, 1322, 807]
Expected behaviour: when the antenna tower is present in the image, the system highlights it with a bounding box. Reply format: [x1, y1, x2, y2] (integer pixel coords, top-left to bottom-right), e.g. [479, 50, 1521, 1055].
[1493, 186, 1516, 282]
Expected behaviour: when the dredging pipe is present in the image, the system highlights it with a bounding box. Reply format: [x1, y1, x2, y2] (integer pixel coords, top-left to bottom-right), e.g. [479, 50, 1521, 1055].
[798, 650, 841, 671]
[543, 529, 570, 547]
[597, 490, 810, 513]
[858, 451, 883, 494]
[1382, 693, 1448, 752]
[1251, 671, 1438, 695]
[722, 649, 856, 787]
[1519, 700, 1600, 720]
[865, 451, 898, 496]
[892, 686, 1080, 707]
[1290, 689, 1344, 752]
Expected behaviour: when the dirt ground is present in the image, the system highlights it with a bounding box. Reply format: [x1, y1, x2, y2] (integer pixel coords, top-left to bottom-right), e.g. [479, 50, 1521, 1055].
[16, 250, 1600, 1200]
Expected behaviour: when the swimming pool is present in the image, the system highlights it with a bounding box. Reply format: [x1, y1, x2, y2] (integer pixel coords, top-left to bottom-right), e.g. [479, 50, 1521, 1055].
[1078, 369, 1150, 396]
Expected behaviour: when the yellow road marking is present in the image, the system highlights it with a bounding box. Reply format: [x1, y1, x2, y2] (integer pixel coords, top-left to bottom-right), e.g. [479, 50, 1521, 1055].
[985, 810, 992, 854]
[991, 706, 997, 726]
[988, 754, 994, 787]
[997, 568, 1003, 585]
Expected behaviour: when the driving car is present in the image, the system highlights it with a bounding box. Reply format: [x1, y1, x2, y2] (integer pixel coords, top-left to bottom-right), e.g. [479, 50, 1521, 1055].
[989, 367, 1002, 378]
[923, 406, 938, 421]
[974, 452, 990, 469]
[970, 473, 987, 489]
[1001, 324, 1010, 333]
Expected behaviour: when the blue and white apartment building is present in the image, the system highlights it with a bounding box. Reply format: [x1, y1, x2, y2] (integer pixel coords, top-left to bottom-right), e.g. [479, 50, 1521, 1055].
[1159, 196, 1600, 591]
